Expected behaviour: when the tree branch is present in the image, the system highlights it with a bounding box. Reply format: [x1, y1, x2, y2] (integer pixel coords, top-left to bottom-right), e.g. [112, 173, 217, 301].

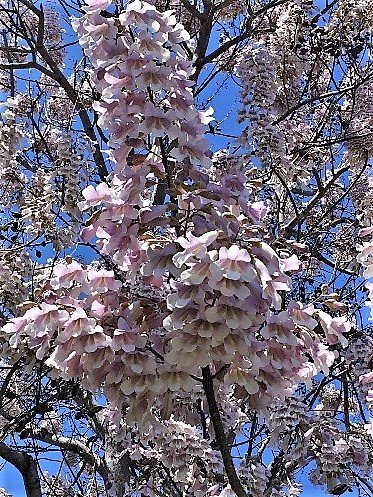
[32, 428, 108, 480]
[201, 366, 247, 497]
[178, 0, 203, 20]
[0, 442, 42, 497]
[194, 0, 288, 69]
[33, 48, 108, 180]
[283, 164, 349, 235]
[12, 0, 108, 181]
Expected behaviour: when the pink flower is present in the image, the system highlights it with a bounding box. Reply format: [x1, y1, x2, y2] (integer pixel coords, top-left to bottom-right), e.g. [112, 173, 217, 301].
[90, 300, 107, 318]
[57, 308, 97, 344]
[111, 318, 147, 352]
[4, 317, 28, 348]
[10, 304, 69, 359]
[364, 420, 373, 437]
[359, 226, 373, 237]
[262, 312, 298, 345]
[300, 330, 336, 374]
[173, 231, 218, 267]
[125, 53, 148, 74]
[142, 243, 178, 279]
[51, 261, 86, 289]
[172, 135, 212, 167]
[247, 201, 268, 223]
[208, 277, 251, 300]
[78, 183, 113, 210]
[288, 301, 317, 329]
[317, 311, 350, 348]
[357, 242, 373, 278]
[82, 0, 111, 14]
[280, 254, 301, 272]
[136, 63, 170, 91]
[79, 326, 111, 353]
[86, 269, 122, 292]
[139, 204, 169, 224]
[24, 303, 69, 333]
[47, 347, 83, 378]
[367, 390, 373, 407]
[168, 22, 190, 43]
[359, 372, 373, 385]
[213, 245, 255, 281]
[180, 260, 213, 285]
[204, 298, 256, 329]
[118, 0, 156, 27]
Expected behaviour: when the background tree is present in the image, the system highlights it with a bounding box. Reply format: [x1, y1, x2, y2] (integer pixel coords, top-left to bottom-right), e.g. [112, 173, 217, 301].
[0, 0, 373, 496]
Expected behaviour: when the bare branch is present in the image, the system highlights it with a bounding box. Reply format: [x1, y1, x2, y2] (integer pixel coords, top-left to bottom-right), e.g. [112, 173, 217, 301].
[32, 428, 108, 481]
[0, 442, 42, 497]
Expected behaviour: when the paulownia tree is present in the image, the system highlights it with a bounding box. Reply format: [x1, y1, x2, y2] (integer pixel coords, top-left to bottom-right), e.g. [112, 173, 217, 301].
[0, 0, 373, 495]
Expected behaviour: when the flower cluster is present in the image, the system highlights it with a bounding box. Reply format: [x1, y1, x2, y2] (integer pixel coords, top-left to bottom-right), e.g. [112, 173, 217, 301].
[0, 251, 33, 316]
[309, 418, 370, 494]
[345, 336, 373, 412]
[236, 1, 314, 187]
[0, 98, 27, 202]
[74, 0, 212, 170]
[1, 0, 373, 496]
[0, 0, 354, 433]
[146, 419, 223, 494]
[326, 0, 373, 57]
[73, 0, 215, 279]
